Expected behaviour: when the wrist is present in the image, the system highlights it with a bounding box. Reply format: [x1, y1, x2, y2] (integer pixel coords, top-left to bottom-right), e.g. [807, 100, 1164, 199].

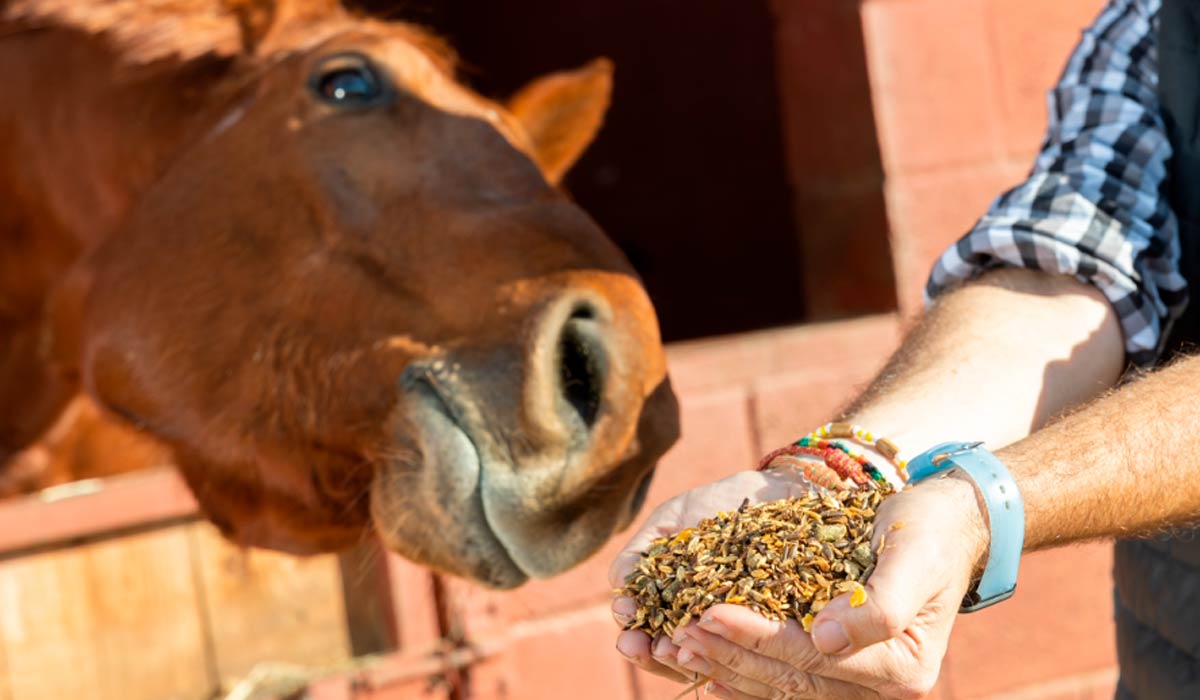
[908, 442, 1025, 611]
[938, 470, 992, 579]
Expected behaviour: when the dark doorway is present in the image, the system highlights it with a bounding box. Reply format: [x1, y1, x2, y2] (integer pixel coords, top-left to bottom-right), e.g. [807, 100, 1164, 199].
[356, 0, 808, 341]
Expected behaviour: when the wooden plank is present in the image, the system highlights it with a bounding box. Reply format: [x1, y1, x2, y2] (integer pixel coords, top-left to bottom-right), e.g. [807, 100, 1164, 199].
[0, 467, 197, 555]
[338, 540, 442, 656]
[0, 525, 212, 700]
[190, 523, 352, 690]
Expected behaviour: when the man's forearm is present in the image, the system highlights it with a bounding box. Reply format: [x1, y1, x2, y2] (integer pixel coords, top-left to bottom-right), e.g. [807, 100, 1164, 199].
[841, 267, 1200, 552]
[999, 354, 1200, 549]
[844, 268, 1125, 457]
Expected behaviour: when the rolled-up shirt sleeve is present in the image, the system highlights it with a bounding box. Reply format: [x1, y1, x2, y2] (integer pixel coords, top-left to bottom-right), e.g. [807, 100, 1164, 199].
[926, 0, 1186, 367]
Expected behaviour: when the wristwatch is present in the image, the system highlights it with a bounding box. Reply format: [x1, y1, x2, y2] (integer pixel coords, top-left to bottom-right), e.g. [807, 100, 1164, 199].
[907, 442, 1025, 612]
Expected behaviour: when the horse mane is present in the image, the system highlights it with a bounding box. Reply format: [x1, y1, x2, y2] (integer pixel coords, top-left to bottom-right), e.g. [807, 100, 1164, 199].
[1, 0, 457, 74]
[3, 0, 246, 64]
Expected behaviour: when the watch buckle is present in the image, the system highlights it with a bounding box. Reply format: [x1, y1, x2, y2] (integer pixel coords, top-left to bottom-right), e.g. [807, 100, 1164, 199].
[931, 441, 985, 467]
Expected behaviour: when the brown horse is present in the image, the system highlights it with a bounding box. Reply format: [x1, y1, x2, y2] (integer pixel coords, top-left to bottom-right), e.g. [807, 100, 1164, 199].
[0, 0, 679, 587]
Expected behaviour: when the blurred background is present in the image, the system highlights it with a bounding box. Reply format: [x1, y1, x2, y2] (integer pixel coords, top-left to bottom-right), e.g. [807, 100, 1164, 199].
[0, 0, 1117, 698]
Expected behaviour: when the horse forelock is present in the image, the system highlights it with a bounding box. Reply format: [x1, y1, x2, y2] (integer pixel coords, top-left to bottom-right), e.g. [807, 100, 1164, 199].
[1, 0, 457, 77]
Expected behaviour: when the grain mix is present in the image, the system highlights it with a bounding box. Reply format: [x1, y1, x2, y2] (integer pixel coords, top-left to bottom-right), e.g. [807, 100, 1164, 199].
[619, 488, 890, 637]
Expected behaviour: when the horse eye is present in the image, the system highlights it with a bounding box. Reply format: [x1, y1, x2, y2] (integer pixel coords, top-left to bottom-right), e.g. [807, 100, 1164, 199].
[313, 56, 383, 105]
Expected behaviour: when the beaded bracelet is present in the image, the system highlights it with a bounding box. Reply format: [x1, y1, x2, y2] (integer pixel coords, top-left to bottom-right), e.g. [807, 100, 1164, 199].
[808, 422, 910, 483]
[756, 422, 910, 490]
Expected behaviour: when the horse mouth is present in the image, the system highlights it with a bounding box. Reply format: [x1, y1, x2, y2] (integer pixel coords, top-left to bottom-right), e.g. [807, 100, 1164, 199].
[388, 373, 530, 587]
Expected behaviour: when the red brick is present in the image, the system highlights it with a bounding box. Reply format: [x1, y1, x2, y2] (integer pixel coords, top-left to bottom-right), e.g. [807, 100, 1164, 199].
[751, 364, 891, 454]
[648, 386, 760, 498]
[666, 316, 901, 395]
[942, 543, 1116, 698]
[886, 162, 1029, 315]
[861, 0, 1005, 175]
[979, 667, 1117, 700]
[984, 0, 1104, 158]
[466, 606, 636, 700]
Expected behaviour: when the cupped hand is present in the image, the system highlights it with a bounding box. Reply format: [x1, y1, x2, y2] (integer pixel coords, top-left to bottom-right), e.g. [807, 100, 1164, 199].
[614, 471, 990, 699]
[670, 475, 988, 699]
[608, 469, 819, 682]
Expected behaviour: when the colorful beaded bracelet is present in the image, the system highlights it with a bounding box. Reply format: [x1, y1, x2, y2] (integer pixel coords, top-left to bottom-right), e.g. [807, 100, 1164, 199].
[756, 422, 909, 490]
[808, 422, 910, 483]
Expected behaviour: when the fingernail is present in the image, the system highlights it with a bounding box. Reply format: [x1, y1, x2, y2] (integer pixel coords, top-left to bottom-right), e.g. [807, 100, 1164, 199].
[813, 619, 850, 655]
[698, 615, 729, 637]
[672, 630, 688, 645]
[611, 598, 636, 625]
[707, 681, 733, 699]
[615, 636, 637, 659]
[677, 649, 711, 674]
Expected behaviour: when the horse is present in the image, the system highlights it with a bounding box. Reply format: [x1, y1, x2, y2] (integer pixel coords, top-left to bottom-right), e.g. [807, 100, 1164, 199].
[0, 0, 679, 588]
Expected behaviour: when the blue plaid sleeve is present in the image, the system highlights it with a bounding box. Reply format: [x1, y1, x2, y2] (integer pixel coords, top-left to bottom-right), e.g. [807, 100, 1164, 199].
[926, 0, 1185, 367]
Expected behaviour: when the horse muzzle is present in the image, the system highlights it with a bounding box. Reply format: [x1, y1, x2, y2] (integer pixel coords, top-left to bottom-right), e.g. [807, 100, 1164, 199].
[372, 283, 679, 586]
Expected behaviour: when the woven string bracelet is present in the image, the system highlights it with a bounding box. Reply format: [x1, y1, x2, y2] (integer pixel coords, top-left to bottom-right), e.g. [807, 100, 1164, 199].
[809, 422, 910, 483]
[757, 422, 910, 489]
[808, 422, 908, 477]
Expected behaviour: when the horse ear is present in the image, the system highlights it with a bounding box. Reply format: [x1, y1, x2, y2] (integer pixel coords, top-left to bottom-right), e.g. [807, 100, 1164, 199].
[225, 0, 340, 54]
[507, 58, 613, 185]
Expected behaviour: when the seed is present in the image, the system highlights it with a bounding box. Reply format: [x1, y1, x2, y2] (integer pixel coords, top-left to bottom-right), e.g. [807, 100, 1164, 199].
[619, 486, 890, 636]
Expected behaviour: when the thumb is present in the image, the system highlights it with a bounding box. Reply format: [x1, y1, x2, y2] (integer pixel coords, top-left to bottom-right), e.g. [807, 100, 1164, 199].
[811, 545, 933, 654]
[811, 483, 983, 654]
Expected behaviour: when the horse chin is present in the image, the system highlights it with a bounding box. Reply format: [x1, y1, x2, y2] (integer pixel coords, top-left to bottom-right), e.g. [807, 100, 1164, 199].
[370, 382, 531, 589]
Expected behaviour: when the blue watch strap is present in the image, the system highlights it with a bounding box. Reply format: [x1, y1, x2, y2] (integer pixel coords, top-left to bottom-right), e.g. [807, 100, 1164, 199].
[907, 442, 1025, 612]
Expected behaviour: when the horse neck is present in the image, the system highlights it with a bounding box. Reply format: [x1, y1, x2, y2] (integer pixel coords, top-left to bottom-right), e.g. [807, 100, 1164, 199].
[1, 27, 233, 252]
[0, 24, 235, 315]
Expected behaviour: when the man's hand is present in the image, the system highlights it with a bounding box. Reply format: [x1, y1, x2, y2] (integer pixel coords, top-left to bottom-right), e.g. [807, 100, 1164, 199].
[612, 474, 989, 699]
[608, 469, 820, 681]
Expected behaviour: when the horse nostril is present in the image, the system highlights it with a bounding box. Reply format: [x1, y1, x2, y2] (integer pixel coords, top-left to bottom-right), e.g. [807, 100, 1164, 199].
[557, 305, 606, 430]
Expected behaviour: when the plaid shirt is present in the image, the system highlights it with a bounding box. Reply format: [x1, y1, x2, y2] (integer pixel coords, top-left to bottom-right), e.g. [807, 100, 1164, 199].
[926, 0, 1186, 367]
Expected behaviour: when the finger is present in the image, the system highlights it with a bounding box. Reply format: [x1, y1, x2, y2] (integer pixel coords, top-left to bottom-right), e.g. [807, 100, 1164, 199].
[676, 625, 879, 699]
[612, 596, 636, 627]
[651, 632, 699, 678]
[615, 630, 691, 683]
[694, 604, 916, 689]
[674, 626, 809, 699]
[692, 605, 827, 672]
